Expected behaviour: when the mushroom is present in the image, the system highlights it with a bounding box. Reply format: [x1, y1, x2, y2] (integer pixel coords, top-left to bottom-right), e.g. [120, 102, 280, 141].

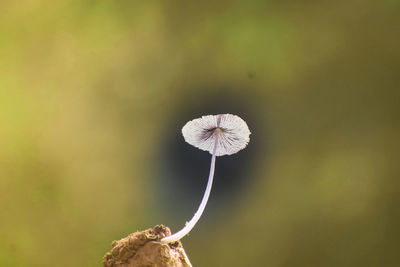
[161, 114, 251, 243]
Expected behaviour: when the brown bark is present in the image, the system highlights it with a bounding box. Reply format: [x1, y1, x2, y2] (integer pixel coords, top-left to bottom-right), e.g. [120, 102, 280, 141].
[103, 225, 192, 267]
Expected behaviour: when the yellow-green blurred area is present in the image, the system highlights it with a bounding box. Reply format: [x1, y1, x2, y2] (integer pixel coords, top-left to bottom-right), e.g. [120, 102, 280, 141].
[1, 0, 399, 266]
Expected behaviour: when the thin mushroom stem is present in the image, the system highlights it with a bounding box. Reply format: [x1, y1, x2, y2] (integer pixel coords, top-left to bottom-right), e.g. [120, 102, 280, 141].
[161, 135, 219, 243]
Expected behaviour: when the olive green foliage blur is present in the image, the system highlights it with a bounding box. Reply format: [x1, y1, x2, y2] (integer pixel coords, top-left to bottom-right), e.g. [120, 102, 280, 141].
[0, 1, 399, 266]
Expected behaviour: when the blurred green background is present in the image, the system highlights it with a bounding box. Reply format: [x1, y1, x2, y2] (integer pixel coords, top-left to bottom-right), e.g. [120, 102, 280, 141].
[1, 1, 399, 266]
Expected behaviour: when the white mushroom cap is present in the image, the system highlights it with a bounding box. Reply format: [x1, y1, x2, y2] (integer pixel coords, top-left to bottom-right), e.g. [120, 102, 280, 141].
[181, 114, 251, 156]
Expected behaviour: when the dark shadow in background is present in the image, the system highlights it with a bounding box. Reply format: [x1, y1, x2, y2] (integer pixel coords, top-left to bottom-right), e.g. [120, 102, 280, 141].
[154, 84, 269, 229]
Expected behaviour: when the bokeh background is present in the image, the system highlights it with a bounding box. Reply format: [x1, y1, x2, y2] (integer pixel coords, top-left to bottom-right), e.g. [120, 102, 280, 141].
[1, 1, 399, 266]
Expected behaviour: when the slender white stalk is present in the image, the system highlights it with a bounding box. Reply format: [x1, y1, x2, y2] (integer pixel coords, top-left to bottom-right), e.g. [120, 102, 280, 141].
[161, 137, 218, 243]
